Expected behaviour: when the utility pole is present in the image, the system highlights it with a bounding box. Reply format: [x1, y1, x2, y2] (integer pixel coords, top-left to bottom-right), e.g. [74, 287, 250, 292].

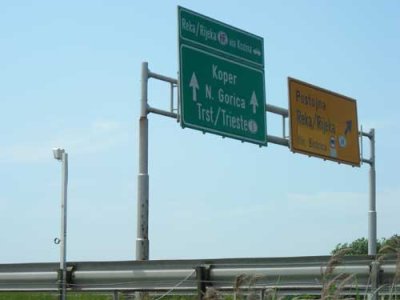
[53, 148, 68, 300]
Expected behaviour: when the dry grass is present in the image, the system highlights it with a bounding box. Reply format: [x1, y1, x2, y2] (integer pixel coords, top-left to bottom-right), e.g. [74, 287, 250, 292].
[203, 287, 220, 300]
[320, 248, 356, 300]
[228, 248, 400, 300]
[233, 274, 267, 300]
[377, 241, 400, 300]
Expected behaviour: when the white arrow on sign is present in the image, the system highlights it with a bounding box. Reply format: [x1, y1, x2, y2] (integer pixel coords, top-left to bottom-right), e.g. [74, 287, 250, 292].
[253, 48, 261, 56]
[189, 72, 199, 101]
[250, 91, 258, 114]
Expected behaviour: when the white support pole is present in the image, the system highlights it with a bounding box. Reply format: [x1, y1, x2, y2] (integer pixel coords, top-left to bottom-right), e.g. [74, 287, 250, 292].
[60, 151, 68, 300]
[53, 147, 68, 300]
[136, 62, 150, 261]
[368, 129, 377, 256]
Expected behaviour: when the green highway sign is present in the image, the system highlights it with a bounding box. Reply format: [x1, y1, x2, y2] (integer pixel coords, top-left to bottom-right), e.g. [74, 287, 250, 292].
[179, 7, 264, 67]
[180, 45, 266, 144]
[178, 6, 266, 145]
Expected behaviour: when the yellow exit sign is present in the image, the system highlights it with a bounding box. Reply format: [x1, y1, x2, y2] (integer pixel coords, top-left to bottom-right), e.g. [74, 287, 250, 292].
[288, 78, 360, 166]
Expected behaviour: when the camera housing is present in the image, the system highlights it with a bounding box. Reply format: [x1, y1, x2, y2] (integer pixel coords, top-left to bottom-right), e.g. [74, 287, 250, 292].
[52, 148, 64, 160]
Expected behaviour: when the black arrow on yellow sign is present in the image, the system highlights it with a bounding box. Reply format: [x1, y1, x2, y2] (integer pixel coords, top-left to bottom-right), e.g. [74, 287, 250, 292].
[344, 120, 352, 135]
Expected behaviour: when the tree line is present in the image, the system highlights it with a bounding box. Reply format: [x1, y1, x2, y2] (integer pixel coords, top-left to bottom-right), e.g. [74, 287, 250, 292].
[332, 234, 400, 255]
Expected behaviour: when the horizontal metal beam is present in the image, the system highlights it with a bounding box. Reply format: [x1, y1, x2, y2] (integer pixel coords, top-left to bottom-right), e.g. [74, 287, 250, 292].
[266, 104, 288, 117]
[267, 135, 289, 147]
[148, 71, 178, 84]
[0, 256, 398, 294]
[0, 272, 57, 281]
[361, 131, 373, 139]
[362, 158, 373, 165]
[146, 69, 292, 149]
[212, 265, 369, 278]
[148, 106, 178, 119]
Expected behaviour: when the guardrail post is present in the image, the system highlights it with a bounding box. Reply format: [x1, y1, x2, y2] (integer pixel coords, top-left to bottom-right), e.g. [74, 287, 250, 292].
[196, 265, 210, 300]
[66, 265, 74, 288]
[369, 260, 380, 300]
[58, 265, 73, 297]
[260, 289, 265, 300]
[57, 268, 63, 298]
[113, 291, 119, 300]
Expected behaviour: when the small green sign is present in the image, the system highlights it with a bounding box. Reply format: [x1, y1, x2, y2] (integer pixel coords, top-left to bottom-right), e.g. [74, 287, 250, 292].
[180, 45, 266, 145]
[179, 7, 264, 67]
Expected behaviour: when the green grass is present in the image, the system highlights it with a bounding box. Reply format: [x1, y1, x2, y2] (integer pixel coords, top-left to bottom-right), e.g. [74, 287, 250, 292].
[0, 294, 198, 300]
[0, 293, 116, 300]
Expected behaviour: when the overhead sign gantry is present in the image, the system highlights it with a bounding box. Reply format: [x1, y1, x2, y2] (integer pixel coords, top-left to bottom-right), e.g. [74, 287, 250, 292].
[135, 7, 377, 265]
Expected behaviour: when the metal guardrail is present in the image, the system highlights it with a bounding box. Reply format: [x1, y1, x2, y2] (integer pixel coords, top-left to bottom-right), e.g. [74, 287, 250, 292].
[0, 255, 399, 298]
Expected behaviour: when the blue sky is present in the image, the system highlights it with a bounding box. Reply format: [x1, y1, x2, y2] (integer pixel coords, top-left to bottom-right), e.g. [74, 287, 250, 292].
[1, 1, 399, 263]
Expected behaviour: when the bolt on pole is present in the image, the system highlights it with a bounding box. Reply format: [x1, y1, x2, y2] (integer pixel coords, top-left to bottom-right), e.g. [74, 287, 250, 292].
[136, 62, 150, 261]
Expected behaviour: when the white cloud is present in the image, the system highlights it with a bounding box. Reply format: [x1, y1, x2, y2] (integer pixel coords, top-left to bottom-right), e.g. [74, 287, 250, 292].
[0, 120, 129, 163]
[377, 187, 400, 237]
[360, 119, 399, 132]
[0, 143, 52, 163]
[91, 120, 121, 133]
[287, 191, 365, 205]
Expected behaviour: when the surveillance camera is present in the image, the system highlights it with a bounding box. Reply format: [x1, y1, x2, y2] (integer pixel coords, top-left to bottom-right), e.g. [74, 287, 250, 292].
[52, 148, 64, 160]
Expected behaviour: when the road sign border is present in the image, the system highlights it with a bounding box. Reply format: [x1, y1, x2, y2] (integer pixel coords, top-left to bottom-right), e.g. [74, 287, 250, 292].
[288, 77, 360, 166]
[179, 44, 266, 145]
[178, 6, 264, 68]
